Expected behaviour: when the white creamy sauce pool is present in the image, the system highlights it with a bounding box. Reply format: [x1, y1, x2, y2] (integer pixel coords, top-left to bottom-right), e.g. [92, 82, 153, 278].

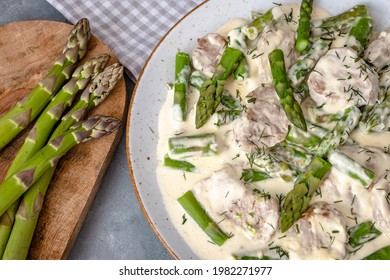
[156, 4, 390, 259]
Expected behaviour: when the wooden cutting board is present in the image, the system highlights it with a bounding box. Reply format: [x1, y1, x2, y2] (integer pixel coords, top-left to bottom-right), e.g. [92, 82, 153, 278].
[0, 20, 127, 259]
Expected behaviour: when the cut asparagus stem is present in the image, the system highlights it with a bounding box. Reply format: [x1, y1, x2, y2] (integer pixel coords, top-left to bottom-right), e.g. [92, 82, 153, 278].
[280, 156, 332, 232]
[0, 63, 123, 260]
[1, 115, 121, 260]
[288, 38, 331, 89]
[327, 150, 376, 188]
[295, 0, 314, 52]
[0, 54, 109, 258]
[271, 141, 313, 172]
[311, 5, 368, 37]
[268, 49, 307, 131]
[0, 18, 91, 151]
[240, 169, 271, 183]
[163, 155, 196, 172]
[233, 58, 249, 80]
[316, 106, 361, 157]
[195, 47, 243, 128]
[173, 52, 191, 122]
[168, 133, 218, 159]
[214, 109, 241, 126]
[241, 6, 284, 41]
[345, 17, 373, 54]
[0, 115, 121, 219]
[190, 71, 207, 90]
[177, 190, 230, 246]
[348, 221, 381, 248]
[286, 123, 322, 150]
[363, 246, 390, 260]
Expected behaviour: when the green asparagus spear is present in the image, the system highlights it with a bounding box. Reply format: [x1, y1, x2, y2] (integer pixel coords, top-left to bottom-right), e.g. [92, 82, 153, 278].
[271, 141, 313, 172]
[288, 39, 331, 89]
[363, 246, 390, 260]
[54, 63, 124, 135]
[268, 49, 307, 131]
[348, 221, 381, 248]
[0, 115, 121, 219]
[1, 115, 121, 260]
[280, 156, 332, 232]
[240, 169, 271, 183]
[163, 155, 196, 172]
[173, 52, 191, 121]
[316, 106, 361, 157]
[241, 6, 283, 41]
[311, 5, 368, 37]
[327, 150, 376, 188]
[285, 123, 322, 150]
[6, 55, 110, 177]
[345, 17, 373, 54]
[177, 190, 230, 246]
[168, 133, 218, 159]
[0, 55, 109, 258]
[0, 63, 123, 259]
[233, 58, 249, 80]
[0, 18, 91, 151]
[195, 47, 243, 128]
[295, 0, 314, 52]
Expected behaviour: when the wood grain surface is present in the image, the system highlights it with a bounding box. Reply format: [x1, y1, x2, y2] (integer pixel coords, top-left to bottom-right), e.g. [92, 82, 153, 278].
[0, 20, 127, 259]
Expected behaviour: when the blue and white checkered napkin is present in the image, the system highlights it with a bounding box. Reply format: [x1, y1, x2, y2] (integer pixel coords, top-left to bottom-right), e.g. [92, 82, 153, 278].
[46, 0, 204, 80]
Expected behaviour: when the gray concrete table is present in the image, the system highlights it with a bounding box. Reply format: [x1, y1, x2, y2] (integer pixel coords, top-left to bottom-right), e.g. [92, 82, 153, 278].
[0, 0, 172, 260]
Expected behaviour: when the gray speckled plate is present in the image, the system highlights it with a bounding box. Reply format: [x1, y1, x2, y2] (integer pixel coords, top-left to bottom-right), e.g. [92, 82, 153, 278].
[126, 0, 389, 260]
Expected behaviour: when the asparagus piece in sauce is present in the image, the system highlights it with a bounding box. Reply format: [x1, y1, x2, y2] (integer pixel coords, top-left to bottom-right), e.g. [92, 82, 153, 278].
[363, 246, 390, 260]
[268, 49, 307, 131]
[295, 0, 314, 53]
[311, 5, 369, 37]
[178, 190, 230, 246]
[163, 155, 196, 172]
[348, 221, 382, 248]
[280, 156, 332, 232]
[288, 38, 331, 89]
[168, 133, 218, 159]
[173, 52, 191, 121]
[345, 17, 373, 54]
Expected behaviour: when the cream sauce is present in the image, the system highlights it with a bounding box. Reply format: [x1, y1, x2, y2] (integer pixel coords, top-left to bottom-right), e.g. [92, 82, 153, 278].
[156, 4, 390, 260]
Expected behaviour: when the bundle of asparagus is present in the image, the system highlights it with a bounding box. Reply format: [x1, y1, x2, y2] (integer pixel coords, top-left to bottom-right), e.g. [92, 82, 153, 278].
[0, 18, 124, 259]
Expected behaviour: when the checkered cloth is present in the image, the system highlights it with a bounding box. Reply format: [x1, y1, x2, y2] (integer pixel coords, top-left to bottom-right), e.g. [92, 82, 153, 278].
[46, 0, 204, 80]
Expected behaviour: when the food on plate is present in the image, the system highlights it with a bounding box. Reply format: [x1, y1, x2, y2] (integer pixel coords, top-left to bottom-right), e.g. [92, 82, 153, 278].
[0, 18, 124, 259]
[157, 1, 390, 259]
